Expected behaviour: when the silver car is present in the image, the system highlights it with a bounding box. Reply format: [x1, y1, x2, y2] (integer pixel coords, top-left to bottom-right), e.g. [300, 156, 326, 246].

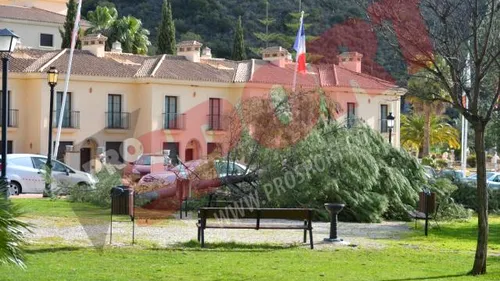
[464, 172, 500, 189]
[3, 154, 98, 196]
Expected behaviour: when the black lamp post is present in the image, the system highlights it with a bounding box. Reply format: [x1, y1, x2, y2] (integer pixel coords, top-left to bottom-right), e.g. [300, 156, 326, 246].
[387, 112, 395, 145]
[44, 66, 58, 197]
[0, 29, 19, 197]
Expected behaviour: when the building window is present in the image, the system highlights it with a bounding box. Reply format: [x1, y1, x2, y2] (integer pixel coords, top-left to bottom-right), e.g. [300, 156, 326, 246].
[163, 142, 179, 165]
[56, 92, 72, 127]
[40, 33, 54, 47]
[207, 143, 222, 155]
[0, 90, 17, 127]
[208, 98, 221, 130]
[347, 102, 356, 128]
[380, 104, 389, 133]
[105, 142, 123, 164]
[164, 96, 178, 129]
[107, 94, 123, 128]
[0, 140, 13, 154]
[54, 141, 73, 162]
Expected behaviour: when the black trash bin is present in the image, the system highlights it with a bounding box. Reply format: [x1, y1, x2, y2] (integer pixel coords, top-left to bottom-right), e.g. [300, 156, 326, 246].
[109, 186, 135, 244]
[110, 186, 133, 216]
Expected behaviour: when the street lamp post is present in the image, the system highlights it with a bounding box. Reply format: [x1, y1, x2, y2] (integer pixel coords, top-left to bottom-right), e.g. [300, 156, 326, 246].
[0, 29, 19, 197]
[44, 66, 58, 197]
[387, 112, 395, 145]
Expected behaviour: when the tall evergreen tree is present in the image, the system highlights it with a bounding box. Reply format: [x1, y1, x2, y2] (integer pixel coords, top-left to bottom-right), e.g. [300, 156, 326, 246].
[60, 0, 81, 49]
[231, 16, 246, 61]
[251, 0, 283, 56]
[156, 0, 176, 55]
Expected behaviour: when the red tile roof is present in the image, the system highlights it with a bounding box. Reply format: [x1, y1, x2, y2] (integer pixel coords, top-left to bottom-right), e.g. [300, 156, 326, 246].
[0, 5, 90, 26]
[3, 48, 401, 93]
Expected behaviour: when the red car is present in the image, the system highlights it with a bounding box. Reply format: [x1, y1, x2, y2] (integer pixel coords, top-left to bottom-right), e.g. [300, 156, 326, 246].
[135, 159, 249, 210]
[123, 154, 174, 182]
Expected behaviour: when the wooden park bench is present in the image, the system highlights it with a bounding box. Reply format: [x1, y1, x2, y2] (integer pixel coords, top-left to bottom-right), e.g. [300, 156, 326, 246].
[197, 207, 314, 249]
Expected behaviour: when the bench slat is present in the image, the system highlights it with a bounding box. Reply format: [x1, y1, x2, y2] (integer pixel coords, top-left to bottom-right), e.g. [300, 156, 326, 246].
[199, 208, 312, 220]
[197, 224, 308, 230]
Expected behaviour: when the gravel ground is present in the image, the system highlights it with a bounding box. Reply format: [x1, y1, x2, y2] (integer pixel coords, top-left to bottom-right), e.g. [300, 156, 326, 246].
[21, 212, 411, 250]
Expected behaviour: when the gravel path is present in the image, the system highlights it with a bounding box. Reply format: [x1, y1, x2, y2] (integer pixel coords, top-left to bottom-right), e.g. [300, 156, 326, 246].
[21, 213, 411, 250]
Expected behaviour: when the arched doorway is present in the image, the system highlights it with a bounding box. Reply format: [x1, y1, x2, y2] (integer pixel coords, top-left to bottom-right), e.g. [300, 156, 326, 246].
[185, 139, 201, 162]
[80, 138, 98, 172]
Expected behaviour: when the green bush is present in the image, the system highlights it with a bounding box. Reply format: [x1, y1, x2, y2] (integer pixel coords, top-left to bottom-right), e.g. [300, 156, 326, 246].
[435, 159, 448, 169]
[421, 157, 435, 168]
[467, 154, 477, 168]
[67, 165, 122, 207]
[451, 181, 500, 212]
[428, 179, 471, 220]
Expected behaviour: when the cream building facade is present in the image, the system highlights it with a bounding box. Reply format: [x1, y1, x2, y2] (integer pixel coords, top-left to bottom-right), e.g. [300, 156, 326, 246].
[0, 34, 404, 172]
[0, 0, 68, 14]
[0, 3, 89, 50]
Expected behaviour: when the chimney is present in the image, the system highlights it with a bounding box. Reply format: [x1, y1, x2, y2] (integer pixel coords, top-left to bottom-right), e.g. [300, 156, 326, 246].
[201, 47, 212, 59]
[81, 34, 107, 58]
[111, 41, 122, 53]
[262, 46, 290, 68]
[337, 52, 363, 73]
[176, 41, 203, 63]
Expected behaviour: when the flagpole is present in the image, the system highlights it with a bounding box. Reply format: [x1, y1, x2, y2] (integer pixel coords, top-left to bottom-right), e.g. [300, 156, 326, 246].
[461, 52, 470, 175]
[292, 11, 304, 92]
[53, 0, 82, 161]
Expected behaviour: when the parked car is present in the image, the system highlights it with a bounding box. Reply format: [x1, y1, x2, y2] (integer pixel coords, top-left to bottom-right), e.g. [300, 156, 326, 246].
[2, 154, 98, 196]
[124, 153, 173, 182]
[463, 172, 500, 189]
[423, 165, 437, 180]
[139, 159, 249, 187]
[438, 169, 466, 182]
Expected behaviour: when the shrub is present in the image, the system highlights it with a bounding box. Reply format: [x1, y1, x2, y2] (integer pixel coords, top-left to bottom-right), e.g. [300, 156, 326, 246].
[435, 159, 448, 169]
[467, 154, 477, 168]
[421, 157, 435, 168]
[428, 179, 471, 220]
[451, 181, 500, 212]
[67, 165, 123, 207]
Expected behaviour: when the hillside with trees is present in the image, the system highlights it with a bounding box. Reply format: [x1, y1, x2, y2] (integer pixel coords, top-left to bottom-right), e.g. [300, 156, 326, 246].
[81, 0, 408, 84]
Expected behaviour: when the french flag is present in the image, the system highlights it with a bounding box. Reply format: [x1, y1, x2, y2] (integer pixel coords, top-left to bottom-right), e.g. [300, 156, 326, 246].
[293, 13, 307, 74]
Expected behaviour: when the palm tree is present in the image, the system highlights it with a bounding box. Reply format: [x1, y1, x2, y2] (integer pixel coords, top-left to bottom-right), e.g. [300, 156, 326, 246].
[86, 6, 117, 36]
[0, 195, 30, 268]
[407, 58, 450, 158]
[401, 114, 460, 156]
[86, 6, 150, 54]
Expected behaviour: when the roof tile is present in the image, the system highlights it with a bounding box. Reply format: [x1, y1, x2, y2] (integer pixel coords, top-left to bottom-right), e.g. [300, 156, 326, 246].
[0, 5, 90, 26]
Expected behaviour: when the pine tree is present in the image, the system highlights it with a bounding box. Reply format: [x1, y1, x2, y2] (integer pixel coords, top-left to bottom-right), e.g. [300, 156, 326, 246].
[60, 0, 81, 49]
[250, 0, 284, 56]
[231, 16, 247, 61]
[156, 0, 176, 55]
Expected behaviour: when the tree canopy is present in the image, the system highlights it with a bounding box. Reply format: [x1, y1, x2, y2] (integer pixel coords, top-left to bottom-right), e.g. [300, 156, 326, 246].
[60, 0, 81, 49]
[231, 16, 246, 61]
[86, 6, 151, 54]
[156, 0, 176, 55]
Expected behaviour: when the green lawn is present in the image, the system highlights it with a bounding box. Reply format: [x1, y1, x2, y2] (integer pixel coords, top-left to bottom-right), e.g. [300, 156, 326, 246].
[3, 198, 500, 281]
